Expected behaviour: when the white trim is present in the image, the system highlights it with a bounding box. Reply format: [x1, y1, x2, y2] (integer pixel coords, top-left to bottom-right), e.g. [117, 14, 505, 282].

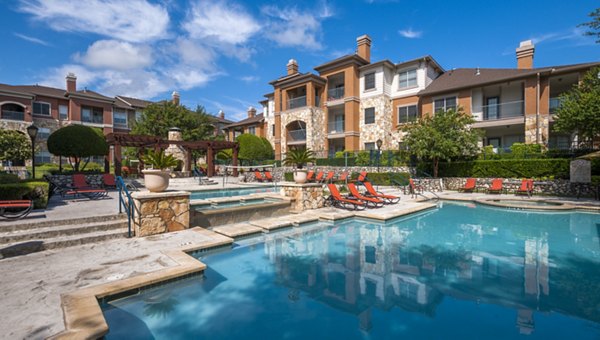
[0, 101, 27, 108]
[112, 107, 128, 128]
[32, 101, 51, 116]
[397, 103, 419, 124]
[397, 68, 418, 90]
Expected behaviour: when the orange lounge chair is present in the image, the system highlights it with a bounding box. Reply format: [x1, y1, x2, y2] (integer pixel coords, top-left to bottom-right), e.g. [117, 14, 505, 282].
[487, 179, 504, 194]
[264, 171, 274, 182]
[102, 173, 117, 189]
[458, 178, 476, 193]
[363, 181, 400, 204]
[306, 171, 315, 182]
[337, 171, 349, 183]
[327, 184, 365, 210]
[322, 171, 335, 183]
[0, 200, 33, 220]
[314, 171, 325, 183]
[67, 174, 107, 199]
[515, 179, 534, 197]
[357, 171, 368, 183]
[255, 171, 265, 182]
[408, 179, 424, 198]
[348, 183, 384, 208]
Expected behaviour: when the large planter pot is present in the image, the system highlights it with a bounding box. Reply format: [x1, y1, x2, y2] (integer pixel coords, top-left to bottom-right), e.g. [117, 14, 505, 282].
[142, 169, 170, 192]
[293, 169, 308, 184]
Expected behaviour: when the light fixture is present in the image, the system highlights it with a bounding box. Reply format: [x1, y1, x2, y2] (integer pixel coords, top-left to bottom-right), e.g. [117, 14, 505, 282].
[26, 124, 38, 179]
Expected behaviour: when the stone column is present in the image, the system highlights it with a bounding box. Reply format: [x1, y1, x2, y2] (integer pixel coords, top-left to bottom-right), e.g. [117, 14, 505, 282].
[132, 191, 190, 237]
[280, 183, 324, 211]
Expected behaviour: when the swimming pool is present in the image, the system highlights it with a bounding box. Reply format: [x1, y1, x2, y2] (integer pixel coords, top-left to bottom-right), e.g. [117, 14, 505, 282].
[101, 202, 600, 339]
[194, 197, 283, 210]
[190, 186, 277, 200]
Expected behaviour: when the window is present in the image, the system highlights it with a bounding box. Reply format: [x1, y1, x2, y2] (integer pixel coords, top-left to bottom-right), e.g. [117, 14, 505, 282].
[365, 246, 376, 264]
[113, 109, 128, 127]
[549, 135, 571, 150]
[364, 142, 375, 151]
[59, 105, 68, 120]
[35, 151, 52, 164]
[37, 128, 50, 140]
[364, 72, 375, 90]
[33, 102, 50, 116]
[364, 107, 375, 124]
[248, 126, 256, 135]
[434, 96, 457, 112]
[398, 68, 417, 89]
[81, 106, 104, 124]
[272, 124, 275, 136]
[398, 105, 418, 124]
[135, 110, 143, 121]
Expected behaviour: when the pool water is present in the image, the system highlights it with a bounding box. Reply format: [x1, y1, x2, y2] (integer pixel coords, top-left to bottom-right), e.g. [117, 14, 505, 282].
[101, 203, 600, 339]
[194, 197, 282, 210]
[489, 199, 563, 206]
[190, 186, 276, 200]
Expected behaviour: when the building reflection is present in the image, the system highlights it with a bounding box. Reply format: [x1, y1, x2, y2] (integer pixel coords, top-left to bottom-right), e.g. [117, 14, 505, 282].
[264, 208, 600, 335]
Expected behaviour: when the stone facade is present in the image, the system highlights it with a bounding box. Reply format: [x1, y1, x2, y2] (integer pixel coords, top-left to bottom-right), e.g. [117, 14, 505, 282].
[524, 115, 549, 146]
[164, 128, 189, 172]
[280, 106, 326, 155]
[280, 183, 324, 211]
[132, 191, 190, 237]
[570, 159, 591, 183]
[359, 95, 394, 149]
[48, 174, 105, 187]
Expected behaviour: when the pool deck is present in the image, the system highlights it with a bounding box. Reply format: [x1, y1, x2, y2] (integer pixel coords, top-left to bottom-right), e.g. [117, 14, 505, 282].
[0, 182, 598, 339]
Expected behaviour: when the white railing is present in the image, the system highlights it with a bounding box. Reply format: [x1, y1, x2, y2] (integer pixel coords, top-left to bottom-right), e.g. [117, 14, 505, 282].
[481, 100, 524, 120]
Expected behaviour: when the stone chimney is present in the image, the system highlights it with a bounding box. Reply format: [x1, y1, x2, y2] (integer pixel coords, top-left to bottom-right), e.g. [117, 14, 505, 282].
[287, 59, 298, 75]
[171, 91, 180, 105]
[516, 40, 535, 69]
[247, 106, 256, 118]
[356, 35, 371, 62]
[218, 110, 225, 120]
[168, 127, 183, 141]
[66, 73, 77, 92]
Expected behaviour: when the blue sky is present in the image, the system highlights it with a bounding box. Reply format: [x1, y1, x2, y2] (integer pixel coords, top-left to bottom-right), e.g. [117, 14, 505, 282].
[1, 0, 598, 121]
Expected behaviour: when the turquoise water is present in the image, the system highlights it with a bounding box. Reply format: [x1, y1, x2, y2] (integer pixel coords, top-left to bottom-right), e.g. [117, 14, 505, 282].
[194, 198, 282, 210]
[101, 202, 600, 339]
[190, 186, 276, 200]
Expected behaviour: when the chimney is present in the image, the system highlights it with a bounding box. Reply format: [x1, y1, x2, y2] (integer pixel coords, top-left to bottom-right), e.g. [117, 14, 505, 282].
[168, 127, 182, 141]
[516, 40, 535, 69]
[66, 73, 77, 92]
[287, 59, 298, 75]
[218, 110, 225, 120]
[247, 106, 256, 118]
[356, 34, 371, 62]
[171, 91, 180, 105]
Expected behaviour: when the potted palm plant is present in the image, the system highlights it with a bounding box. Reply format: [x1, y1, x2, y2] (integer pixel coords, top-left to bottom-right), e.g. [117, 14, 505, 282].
[283, 148, 316, 184]
[141, 149, 179, 192]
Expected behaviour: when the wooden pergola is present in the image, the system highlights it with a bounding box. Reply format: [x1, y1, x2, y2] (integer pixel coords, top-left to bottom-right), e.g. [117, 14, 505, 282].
[105, 132, 239, 177]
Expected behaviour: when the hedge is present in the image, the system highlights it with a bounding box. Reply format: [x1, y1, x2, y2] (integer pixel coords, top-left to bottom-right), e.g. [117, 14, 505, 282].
[283, 171, 410, 185]
[0, 173, 19, 184]
[438, 159, 571, 179]
[0, 181, 49, 209]
[315, 158, 356, 166]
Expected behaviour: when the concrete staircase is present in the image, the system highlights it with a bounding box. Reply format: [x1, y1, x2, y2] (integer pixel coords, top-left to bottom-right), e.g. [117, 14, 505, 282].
[0, 214, 129, 259]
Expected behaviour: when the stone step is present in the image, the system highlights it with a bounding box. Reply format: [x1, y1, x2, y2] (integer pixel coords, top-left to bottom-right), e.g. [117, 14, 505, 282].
[3, 214, 126, 232]
[0, 220, 129, 244]
[0, 228, 129, 259]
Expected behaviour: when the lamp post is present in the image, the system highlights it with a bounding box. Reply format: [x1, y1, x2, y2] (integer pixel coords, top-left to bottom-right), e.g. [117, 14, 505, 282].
[26, 124, 39, 179]
[376, 139, 383, 173]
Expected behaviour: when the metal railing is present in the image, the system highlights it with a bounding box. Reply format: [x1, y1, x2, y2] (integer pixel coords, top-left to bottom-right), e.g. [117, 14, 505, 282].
[549, 97, 563, 114]
[82, 115, 104, 124]
[116, 176, 135, 237]
[1, 110, 25, 121]
[287, 129, 307, 141]
[328, 120, 345, 133]
[327, 87, 344, 100]
[481, 100, 524, 120]
[288, 96, 307, 110]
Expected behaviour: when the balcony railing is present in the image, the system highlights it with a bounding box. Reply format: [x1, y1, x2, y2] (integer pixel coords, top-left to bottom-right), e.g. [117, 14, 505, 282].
[82, 115, 104, 124]
[288, 96, 307, 110]
[482, 100, 524, 120]
[1, 110, 25, 121]
[327, 87, 344, 101]
[287, 129, 307, 141]
[328, 120, 345, 134]
[550, 97, 563, 114]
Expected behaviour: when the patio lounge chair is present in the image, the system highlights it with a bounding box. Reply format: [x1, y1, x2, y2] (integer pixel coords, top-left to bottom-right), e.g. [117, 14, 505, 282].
[327, 184, 365, 211]
[336, 171, 349, 184]
[314, 171, 325, 183]
[487, 179, 504, 194]
[306, 171, 315, 182]
[515, 179, 534, 197]
[348, 183, 384, 208]
[102, 173, 117, 189]
[357, 171, 368, 183]
[0, 200, 33, 220]
[321, 171, 335, 183]
[48, 175, 108, 199]
[255, 171, 265, 182]
[363, 182, 400, 204]
[408, 179, 424, 198]
[458, 178, 476, 193]
[264, 171, 274, 182]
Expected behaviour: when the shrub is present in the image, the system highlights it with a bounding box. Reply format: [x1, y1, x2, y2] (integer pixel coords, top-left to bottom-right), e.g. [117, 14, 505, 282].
[438, 159, 570, 179]
[0, 173, 19, 184]
[315, 158, 356, 166]
[0, 129, 31, 163]
[509, 143, 543, 158]
[284, 172, 294, 181]
[0, 181, 49, 208]
[47, 125, 108, 171]
[352, 172, 410, 185]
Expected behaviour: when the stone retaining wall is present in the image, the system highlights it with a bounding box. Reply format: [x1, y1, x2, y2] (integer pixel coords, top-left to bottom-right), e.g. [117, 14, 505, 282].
[280, 183, 324, 211]
[132, 191, 190, 237]
[48, 174, 105, 188]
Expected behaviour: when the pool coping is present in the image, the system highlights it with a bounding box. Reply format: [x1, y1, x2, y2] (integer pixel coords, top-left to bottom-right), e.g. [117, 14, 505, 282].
[439, 196, 600, 212]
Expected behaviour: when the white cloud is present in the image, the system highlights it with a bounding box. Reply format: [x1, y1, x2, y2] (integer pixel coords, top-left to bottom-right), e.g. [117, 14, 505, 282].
[240, 76, 259, 83]
[13, 32, 50, 46]
[262, 5, 329, 50]
[183, 1, 261, 45]
[398, 28, 422, 39]
[174, 38, 218, 70]
[529, 27, 593, 46]
[75, 40, 152, 70]
[18, 0, 170, 43]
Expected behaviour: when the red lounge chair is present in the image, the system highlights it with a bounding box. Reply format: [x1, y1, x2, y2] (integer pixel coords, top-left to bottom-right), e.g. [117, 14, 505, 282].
[322, 171, 335, 183]
[348, 183, 384, 208]
[363, 181, 400, 204]
[408, 179, 424, 197]
[337, 171, 349, 183]
[314, 171, 325, 183]
[102, 173, 117, 189]
[72, 174, 91, 189]
[357, 171, 368, 182]
[254, 171, 265, 182]
[0, 200, 33, 220]
[306, 171, 315, 182]
[487, 179, 504, 194]
[264, 171, 274, 182]
[69, 174, 107, 199]
[515, 179, 534, 197]
[327, 184, 365, 210]
[458, 178, 476, 193]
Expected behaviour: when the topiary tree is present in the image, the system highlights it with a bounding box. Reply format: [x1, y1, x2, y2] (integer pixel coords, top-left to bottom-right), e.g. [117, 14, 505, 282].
[236, 134, 273, 165]
[0, 130, 31, 164]
[47, 125, 108, 171]
[260, 137, 274, 160]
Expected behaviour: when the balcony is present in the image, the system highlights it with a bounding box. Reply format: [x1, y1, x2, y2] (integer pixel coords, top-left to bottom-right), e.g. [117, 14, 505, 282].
[327, 87, 344, 101]
[328, 120, 345, 134]
[287, 129, 307, 143]
[1, 110, 25, 121]
[288, 96, 307, 110]
[550, 97, 563, 114]
[482, 100, 524, 120]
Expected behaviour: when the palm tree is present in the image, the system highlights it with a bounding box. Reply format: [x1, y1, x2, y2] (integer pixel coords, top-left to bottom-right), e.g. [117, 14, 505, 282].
[283, 148, 316, 169]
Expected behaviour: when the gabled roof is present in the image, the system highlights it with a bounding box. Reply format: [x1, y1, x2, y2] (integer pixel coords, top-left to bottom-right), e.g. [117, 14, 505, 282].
[209, 114, 234, 124]
[223, 113, 264, 129]
[69, 89, 114, 103]
[4, 84, 66, 99]
[313, 54, 369, 73]
[116, 95, 153, 109]
[418, 61, 600, 96]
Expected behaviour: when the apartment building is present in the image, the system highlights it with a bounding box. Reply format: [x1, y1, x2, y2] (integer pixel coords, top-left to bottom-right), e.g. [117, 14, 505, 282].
[257, 35, 598, 159]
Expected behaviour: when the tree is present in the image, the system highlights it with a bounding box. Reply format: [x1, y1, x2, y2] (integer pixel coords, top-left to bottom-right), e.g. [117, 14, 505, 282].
[0, 130, 31, 164]
[47, 125, 109, 171]
[260, 137, 275, 159]
[553, 66, 600, 146]
[400, 108, 482, 177]
[132, 102, 214, 141]
[579, 8, 600, 43]
[236, 134, 273, 165]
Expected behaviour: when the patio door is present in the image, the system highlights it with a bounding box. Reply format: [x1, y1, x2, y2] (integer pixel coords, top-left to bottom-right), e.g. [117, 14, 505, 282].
[486, 97, 499, 120]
